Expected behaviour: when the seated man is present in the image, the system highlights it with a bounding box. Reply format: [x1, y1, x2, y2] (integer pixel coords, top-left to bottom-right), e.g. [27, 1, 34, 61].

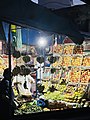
[13, 66, 35, 100]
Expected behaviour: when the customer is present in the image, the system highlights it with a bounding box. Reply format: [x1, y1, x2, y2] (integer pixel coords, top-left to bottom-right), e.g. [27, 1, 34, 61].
[0, 68, 15, 120]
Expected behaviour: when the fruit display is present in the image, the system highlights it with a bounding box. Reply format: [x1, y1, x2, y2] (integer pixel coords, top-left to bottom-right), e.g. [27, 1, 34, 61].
[42, 43, 90, 108]
[52, 56, 62, 67]
[72, 84, 87, 101]
[42, 81, 50, 92]
[14, 101, 43, 115]
[52, 61, 58, 67]
[69, 67, 81, 83]
[0, 57, 5, 75]
[71, 56, 82, 66]
[2, 41, 90, 114]
[44, 83, 87, 104]
[62, 56, 71, 66]
[80, 69, 90, 83]
[63, 45, 74, 54]
[56, 84, 67, 93]
[63, 85, 77, 94]
[73, 45, 83, 54]
[58, 56, 62, 67]
[44, 91, 65, 100]
[53, 44, 63, 54]
[0, 55, 10, 75]
[82, 55, 90, 66]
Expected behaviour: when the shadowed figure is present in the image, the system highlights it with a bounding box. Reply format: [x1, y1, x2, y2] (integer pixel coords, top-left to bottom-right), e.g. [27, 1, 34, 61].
[0, 68, 15, 120]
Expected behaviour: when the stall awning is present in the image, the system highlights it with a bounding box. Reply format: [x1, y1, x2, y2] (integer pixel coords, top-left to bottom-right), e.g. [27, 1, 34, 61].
[0, 0, 84, 44]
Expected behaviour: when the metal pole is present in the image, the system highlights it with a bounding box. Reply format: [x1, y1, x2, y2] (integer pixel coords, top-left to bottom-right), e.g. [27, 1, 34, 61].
[8, 23, 12, 119]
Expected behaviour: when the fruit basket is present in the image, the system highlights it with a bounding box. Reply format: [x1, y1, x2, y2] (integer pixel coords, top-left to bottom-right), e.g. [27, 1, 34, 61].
[82, 55, 90, 66]
[58, 56, 63, 67]
[53, 44, 63, 54]
[52, 56, 62, 68]
[71, 55, 83, 66]
[63, 84, 77, 94]
[63, 44, 74, 55]
[69, 67, 81, 83]
[62, 56, 72, 66]
[80, 68, 90, 83]
[73, 45, 83, 54]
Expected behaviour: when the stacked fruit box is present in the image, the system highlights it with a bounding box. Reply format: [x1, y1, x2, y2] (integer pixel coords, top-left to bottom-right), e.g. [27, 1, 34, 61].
[43, 42, 90, 104]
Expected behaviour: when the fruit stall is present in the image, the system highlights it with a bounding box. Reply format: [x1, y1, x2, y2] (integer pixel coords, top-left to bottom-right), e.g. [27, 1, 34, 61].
[39, 40, 90, 110]
[12, 38, 90, 115]
[0, 35, 85, 115]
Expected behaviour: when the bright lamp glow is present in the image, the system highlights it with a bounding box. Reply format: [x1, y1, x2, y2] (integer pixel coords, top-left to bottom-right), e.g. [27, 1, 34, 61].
[37, 37, 47, 47]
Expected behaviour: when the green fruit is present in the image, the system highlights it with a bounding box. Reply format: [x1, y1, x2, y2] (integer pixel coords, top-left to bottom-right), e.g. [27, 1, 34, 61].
[37, 56, 44, 63]
[13, 50, 21, 58]
[23, 55, 30, 63]
[48, 56, 57, 64]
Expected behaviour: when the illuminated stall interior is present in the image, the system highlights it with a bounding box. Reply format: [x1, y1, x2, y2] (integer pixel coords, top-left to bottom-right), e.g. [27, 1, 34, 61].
[0, 22, 90, 115]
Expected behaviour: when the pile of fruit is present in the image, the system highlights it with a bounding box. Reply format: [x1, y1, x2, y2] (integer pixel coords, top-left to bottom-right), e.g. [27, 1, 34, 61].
[53, 44, 63, 54]
[58, 56, 63, 67]
[82, 56, 90, 66]
[52, 56, 62, 67]
[80, 69, 90, 83]
[69, 67, 81, 83]
[73, 45, 83, 54]
[14, 101, 43, 115]
[44, 91, 65, 101]
[62, 56, 71, 66]
[0, 55, 8, 75]
[71, 56, 82, 66]
[44, 83, 86, 104]
[63, 45, 74, 54]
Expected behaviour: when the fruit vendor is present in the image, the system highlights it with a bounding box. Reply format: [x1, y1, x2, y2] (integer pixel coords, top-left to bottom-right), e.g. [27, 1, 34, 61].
[13, 66, 35, 98]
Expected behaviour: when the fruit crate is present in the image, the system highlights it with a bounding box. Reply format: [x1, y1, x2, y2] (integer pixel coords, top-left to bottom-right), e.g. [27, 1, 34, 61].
[73, 45, 83, 54]
[69, 67, 81, 83]
[71, 55, 83, 66]
[53, 44, 63, 54]
[80, 67, 90, 83]
[62, 55, 72, 67]
[45, 42, 90, 88]
[82, 54, 90, 66]
[63, 44, 75, 55]
[63, 84, 77, 94]
[52, 56, 62, 68]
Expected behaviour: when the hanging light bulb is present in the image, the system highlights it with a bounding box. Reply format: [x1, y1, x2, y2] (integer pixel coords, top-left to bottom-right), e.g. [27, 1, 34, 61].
[37, 37, 47, 48]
